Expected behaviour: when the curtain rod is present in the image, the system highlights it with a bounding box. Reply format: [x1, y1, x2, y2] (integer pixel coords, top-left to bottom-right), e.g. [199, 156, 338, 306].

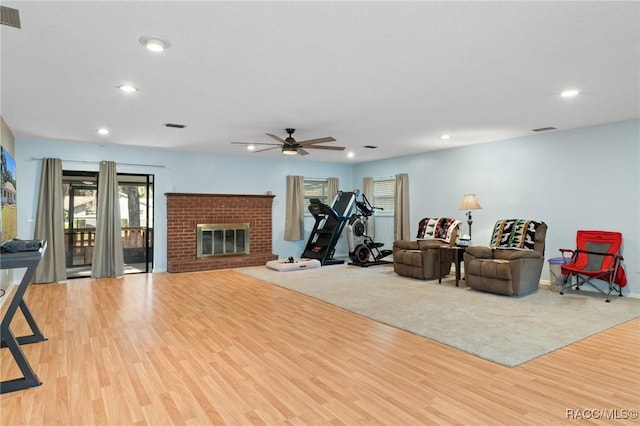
[29, 157, 165, 168]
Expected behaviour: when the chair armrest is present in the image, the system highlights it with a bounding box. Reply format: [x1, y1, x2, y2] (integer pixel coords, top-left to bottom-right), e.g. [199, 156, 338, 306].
[464, 246, 493, 259]
[417, 239, 446, 250]
[500, 249, 543, 260]
[574, 249, 624, 261]
[393, 240, 420, 250]
[559, 248, 574, 262]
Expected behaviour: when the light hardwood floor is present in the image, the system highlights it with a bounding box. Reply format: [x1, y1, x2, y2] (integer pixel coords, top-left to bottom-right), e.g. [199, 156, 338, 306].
[1, 270, 639, 425]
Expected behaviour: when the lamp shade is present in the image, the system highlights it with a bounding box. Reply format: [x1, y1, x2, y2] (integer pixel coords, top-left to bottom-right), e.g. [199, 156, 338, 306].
[459, 193, 482, 210]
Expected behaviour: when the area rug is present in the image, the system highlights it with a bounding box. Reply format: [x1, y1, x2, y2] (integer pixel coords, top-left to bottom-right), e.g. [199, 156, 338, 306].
[236, 263, 640, 367]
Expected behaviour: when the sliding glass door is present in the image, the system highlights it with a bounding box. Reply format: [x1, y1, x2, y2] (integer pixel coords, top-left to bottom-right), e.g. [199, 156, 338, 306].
[63, 172, 97, 277]
[119, 174, 154, 274]
[62, 171, 154, 278]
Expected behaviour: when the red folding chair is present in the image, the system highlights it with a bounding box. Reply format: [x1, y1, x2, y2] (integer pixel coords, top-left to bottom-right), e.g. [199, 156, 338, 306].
[559, 230, 627, 302]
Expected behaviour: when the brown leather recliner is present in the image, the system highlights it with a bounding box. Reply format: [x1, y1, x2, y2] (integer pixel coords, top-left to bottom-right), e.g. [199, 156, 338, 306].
[463, 219, 547, 296]
[393, 217, 461, 280]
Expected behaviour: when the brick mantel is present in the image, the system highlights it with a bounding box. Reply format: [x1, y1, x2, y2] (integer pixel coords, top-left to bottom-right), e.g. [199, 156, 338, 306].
[165, 193, 278, 272]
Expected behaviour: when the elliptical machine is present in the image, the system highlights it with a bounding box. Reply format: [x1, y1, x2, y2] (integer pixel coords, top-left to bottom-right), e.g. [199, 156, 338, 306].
[347, 194, 393, 267]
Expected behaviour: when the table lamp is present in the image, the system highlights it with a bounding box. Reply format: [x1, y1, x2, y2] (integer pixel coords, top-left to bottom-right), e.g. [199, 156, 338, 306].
[458, 193, 482, 239]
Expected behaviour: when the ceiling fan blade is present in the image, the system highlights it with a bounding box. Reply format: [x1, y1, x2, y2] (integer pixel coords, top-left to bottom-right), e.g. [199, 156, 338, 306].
[253, 146, 282, 153]
[305, 145, 346, 151]
[297, 137, 336, 146]
[231, 142, 281, 146]
[265, 133, 287, 144]
[298, 148, 310, 156]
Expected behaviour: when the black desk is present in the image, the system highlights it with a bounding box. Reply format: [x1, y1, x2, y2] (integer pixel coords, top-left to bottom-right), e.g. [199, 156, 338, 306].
[1, 244, 47, 394]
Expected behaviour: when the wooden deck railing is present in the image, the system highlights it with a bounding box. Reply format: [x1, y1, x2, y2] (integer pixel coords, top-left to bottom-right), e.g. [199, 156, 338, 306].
[65, 227, 153, 266]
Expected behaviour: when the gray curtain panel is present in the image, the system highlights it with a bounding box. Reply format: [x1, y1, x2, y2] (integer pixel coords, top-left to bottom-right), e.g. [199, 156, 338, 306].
[327, 177, 339, 204]
[394, 173, 410, 241]
[91, 161, 124, 278]
[284, 175, 304, 241]
[33, 158, 66, 283]
[362, 177, 374, 239]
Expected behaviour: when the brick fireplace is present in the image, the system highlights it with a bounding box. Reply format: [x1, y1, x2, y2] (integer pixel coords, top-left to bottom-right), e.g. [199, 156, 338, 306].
[166, 193, 278, 273]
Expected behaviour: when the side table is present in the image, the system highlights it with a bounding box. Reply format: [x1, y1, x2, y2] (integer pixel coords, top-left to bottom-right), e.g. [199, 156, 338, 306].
[438, 245, 467, 286]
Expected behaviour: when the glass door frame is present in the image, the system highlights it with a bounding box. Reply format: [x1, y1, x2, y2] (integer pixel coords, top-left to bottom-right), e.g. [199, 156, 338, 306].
[62, 170, 154, 278]
[118, 173, 154, 274]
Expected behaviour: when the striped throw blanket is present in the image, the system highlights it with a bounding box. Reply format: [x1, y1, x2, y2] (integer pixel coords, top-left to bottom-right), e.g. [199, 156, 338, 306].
[490, 219, 541, 250]
[417, 217, 461, 243]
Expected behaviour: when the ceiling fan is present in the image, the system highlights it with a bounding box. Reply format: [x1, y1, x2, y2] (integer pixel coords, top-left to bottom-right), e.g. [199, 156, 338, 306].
[232, 128, 345, 156]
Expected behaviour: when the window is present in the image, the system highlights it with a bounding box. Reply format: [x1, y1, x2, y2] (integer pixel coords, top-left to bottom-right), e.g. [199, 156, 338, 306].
[304, 179, 329, 212]
[372, 178, 395, 215]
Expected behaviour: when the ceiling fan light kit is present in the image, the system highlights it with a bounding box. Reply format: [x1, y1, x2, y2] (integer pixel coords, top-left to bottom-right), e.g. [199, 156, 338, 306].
[282, 146, 298, 155]
[231, 128, 346, 157]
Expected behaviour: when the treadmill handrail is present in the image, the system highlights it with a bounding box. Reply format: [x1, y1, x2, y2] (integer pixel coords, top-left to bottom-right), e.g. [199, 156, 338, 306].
[308, 199, 341, 220]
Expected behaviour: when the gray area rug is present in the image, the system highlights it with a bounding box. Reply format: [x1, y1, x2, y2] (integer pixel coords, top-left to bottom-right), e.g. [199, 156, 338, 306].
[236, 263, 640, 367]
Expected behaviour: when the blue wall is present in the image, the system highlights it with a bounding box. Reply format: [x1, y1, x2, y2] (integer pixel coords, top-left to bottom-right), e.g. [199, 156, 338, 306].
[15, 141, 354, 273]
[15, 119, 639, 297]
[353, 119, 639, 297]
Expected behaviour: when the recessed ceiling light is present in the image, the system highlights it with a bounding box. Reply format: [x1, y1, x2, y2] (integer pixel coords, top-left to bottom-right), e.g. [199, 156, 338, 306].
[347, 152, 355, 158]
[247, 145, 256, 151]
[97, 128, 110, 135]
[440, 134, 451, 140]
[139, 36, 171, 52]
[118, 85, 138, 93]
[561, 89, 580, 98]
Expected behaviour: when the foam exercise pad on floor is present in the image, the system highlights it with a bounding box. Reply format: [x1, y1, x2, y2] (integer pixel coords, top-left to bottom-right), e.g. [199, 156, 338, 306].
[266, 258, 321, 272]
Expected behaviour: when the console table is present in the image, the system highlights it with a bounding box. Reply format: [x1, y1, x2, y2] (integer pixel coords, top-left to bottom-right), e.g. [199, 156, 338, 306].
[1, 243, 47, 394]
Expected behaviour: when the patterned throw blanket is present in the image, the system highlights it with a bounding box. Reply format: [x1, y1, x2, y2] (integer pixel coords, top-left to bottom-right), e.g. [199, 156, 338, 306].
[417, 217, 461, 243]
[490, 219, 541, 250]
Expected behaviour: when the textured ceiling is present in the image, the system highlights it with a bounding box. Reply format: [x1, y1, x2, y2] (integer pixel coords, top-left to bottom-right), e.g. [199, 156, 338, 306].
[2, 1, 639, 163]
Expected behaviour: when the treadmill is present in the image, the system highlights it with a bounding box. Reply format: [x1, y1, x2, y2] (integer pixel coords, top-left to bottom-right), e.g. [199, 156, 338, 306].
[301, 190, 358, 265]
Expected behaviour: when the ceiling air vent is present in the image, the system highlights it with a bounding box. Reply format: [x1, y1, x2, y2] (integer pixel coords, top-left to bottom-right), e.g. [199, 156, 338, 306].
[165, 123, 186, 129]
[532, 126, 557, 132]
[363, 145, 378, 149]
[1, 6, 21, 28]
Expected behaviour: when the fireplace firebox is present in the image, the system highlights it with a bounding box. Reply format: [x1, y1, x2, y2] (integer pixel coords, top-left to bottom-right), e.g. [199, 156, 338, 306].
[196, 223, 250, 258]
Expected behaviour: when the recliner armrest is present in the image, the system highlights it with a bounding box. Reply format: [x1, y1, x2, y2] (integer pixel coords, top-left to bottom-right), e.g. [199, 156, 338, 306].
[464, 246, 493, 259]
[393, 240, 420, 250]
[417, 239, 446, 250]
[495, 249, 543, 260]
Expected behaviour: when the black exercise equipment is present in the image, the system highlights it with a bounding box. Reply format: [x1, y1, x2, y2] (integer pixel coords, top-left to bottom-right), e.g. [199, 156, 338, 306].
[302, 190, 358, 265]
[347, 194, 393, 267]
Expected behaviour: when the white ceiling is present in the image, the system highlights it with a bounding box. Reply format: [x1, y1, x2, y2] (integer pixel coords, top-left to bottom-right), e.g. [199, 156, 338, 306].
[2, 1, 639, 163]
